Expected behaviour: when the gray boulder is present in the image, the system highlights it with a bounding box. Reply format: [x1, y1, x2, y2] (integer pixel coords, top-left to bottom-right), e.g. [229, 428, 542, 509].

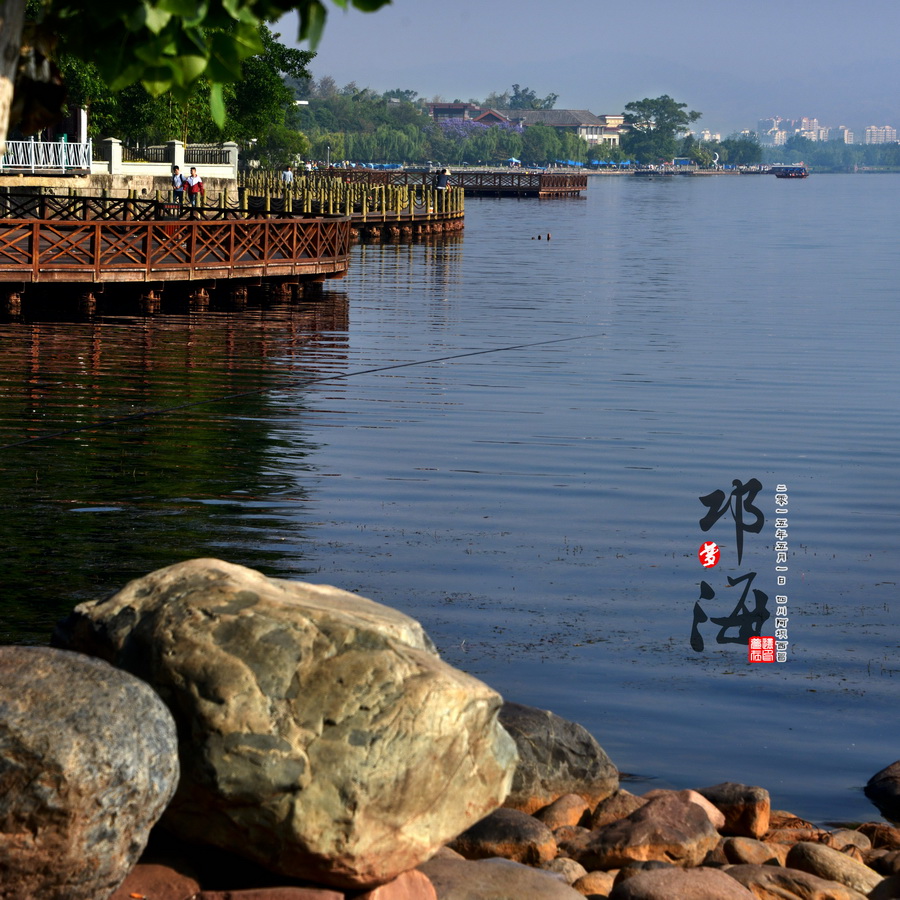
[866, 761, 900, 823]
[785, 841, 884, 895]
[53, 558, 517, 890]
[0, 646, 178, 900]
[498, 702, 618, 814]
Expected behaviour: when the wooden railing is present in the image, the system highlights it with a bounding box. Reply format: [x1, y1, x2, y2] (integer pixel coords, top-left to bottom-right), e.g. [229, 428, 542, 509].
[0, 216, 352, 284]
[0, 185, 465, 224]
[290, 168, 588, 195]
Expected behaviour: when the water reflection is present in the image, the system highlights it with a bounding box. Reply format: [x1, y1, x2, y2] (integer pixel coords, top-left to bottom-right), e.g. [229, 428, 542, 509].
[0, 294, 350, 641]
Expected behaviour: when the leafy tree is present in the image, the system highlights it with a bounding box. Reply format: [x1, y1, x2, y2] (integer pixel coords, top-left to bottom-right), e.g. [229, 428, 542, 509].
[2, 0, 389, 148]
[521, 123, 561, 164]
[53, 23, 311, 147]
[719, 133, 762, 166]
[382, 88, 418, 103]
[226, 26, 313, 142]
[621, 94, 701, 163]
[482, 84, 557, 110]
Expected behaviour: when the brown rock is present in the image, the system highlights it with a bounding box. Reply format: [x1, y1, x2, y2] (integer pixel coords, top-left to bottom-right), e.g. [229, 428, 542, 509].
[869, 848, 900, 876]
[196, 891, 344, 900]
[695, 782, 770, 838]
[723, 836, 789, 866]
[724, 863, 871, 900]
[607, 866, 757, 899]
[702, 838, 729, 865]
[591, 791, 648, 829]
[53, 558, 517, 890]
[825, 829, 871, 852]
[785, 841, 883, 894]
[536, 793, 591, 829]
[109, 863, 201, 900]
[542, 857, 589, 885]
[858, 823, 900, 850]
[450, 807, 556, 865]
[499, 702, 618, 815]
[554, 826, 593, 859]
[869, 873, 900, 900]
[572, 870, 616, 897]
[573, 793, 720, 870]
[356, 870, 438, 899]
[643, 789, 725, 830]
[763, 811, 829, 845]
[418, 855, 585, 899]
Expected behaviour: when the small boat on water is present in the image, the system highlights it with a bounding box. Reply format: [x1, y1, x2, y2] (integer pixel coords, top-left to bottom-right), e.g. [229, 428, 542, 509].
[770, 164, 809, 179]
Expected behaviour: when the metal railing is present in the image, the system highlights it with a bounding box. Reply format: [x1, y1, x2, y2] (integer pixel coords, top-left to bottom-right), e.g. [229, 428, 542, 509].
[1, 140, 92, 172]
[186, 146, 231, 165]
[121, 145, 169, 163]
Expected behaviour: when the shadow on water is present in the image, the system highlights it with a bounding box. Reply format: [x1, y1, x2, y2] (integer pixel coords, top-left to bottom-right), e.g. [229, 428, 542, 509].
[0, 291, 350, 642]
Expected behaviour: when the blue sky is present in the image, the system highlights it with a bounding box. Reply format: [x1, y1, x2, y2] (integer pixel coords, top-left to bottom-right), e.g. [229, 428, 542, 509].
[278, 0, 900, 136]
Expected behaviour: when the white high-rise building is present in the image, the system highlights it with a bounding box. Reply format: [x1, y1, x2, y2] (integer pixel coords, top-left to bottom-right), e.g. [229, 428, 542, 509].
[865, 125, 897, 144]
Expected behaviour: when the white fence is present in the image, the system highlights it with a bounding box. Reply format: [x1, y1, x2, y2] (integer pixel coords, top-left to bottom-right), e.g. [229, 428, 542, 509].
[1, 140, 92, 172]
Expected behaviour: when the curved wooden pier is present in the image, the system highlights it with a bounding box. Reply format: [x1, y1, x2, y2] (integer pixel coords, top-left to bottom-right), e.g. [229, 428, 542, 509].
[329, 168, 588, 197]
[0, 215, 351, 285]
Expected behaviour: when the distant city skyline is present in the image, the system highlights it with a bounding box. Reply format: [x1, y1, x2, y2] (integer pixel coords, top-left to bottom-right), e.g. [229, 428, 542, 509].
[279, 0, 900, 138]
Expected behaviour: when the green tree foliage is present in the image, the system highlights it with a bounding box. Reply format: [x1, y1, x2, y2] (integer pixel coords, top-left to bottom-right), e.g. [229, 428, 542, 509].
[719, 133, 763, 166]
[57, 24, 311, 147]
[5, 0, 387, 146]
[482, 84, 558, 110]
[521, 123, 561, 164]
[621, 94, 701, 163]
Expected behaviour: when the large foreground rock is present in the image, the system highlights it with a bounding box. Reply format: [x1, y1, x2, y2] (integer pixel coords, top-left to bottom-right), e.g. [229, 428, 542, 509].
[53, 558, 517, 889]
[499, 702, 618, 814]
[0, 646, 178, 900]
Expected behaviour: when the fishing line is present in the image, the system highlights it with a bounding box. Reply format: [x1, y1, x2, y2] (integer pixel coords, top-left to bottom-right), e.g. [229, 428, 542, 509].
[0, 332, 604, 451]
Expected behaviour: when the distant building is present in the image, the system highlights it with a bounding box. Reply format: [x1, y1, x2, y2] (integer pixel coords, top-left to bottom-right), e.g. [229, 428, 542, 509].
[864, 125, 897, 144]
[830, 126, 855, 144]
[698, 129, 721, 142]
[428, 102, 483, 121]
[504, 109, 624, 146]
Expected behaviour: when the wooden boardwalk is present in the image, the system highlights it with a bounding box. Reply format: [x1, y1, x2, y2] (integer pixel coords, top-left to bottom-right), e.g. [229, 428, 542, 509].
[330, 168, 588, 197]
[0, 194, 351, 286]
[0, 189, 466, 315]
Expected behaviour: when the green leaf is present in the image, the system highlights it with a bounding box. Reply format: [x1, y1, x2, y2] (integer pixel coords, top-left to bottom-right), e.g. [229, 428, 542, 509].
[209, 81, 226, 127]
[298, 0, 326, 47]
[140, 1, 173, 34]
[141, 64, 176, 95]
[352, 0, 390, 11]
[170, 53, 208, 86]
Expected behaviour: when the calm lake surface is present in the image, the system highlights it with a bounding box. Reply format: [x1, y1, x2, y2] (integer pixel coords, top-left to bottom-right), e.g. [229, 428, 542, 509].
[2, 173, 899, 823]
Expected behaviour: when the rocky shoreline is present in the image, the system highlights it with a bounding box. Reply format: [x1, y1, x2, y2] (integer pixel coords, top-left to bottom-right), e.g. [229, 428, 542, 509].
[3, 558, 900, 900]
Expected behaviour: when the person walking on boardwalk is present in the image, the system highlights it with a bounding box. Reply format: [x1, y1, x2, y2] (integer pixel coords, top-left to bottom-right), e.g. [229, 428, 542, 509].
[282, 165, 294, 184]
[172, 165, 186, 207]
[187, 167, 204, 208]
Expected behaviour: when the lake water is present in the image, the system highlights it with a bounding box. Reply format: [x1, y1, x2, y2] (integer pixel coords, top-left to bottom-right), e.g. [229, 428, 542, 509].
[2, 173, 899, 824]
